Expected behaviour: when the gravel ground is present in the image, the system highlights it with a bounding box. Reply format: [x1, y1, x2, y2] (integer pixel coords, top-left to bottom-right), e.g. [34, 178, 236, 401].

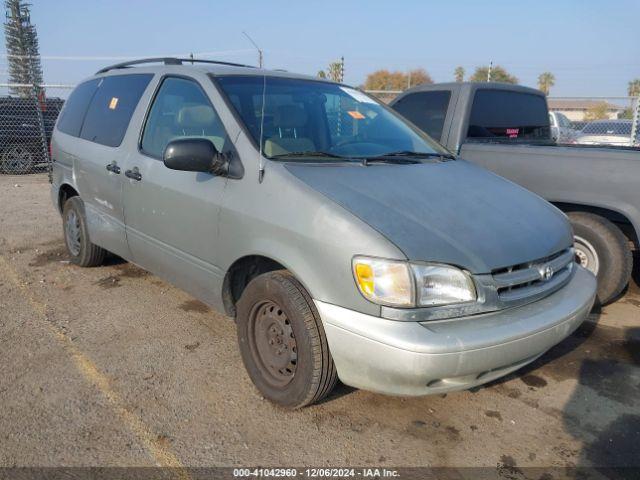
[0, 174, 638, 474]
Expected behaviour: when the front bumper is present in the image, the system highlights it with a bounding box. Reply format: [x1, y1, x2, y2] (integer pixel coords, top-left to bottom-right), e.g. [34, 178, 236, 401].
[316, 265, 596, 396]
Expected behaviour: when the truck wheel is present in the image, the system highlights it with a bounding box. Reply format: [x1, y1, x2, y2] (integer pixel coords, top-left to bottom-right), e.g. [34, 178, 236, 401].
[62, 197, 106, 267]
[568, 212, 632, 304]
[0, 144, 35, 174]
[236, 270, 338, 408]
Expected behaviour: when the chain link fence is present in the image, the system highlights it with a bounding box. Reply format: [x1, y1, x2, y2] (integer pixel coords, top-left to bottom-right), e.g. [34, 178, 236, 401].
[0, 84, 71, 175]
[547, 96, 639, 147]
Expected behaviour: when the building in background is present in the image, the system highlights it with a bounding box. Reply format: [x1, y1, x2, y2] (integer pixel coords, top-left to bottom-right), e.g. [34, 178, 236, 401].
[547, 99, 625, 121]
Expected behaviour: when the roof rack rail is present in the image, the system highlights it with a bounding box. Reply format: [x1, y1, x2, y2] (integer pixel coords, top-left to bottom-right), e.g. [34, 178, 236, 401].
[96, 57, 257, 74]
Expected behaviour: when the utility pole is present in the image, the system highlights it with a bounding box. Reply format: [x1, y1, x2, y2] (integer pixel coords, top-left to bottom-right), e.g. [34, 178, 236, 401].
[243, 31, 263, 68]
[631, 96, 640, 146]
[487, 60, 493, 82]
[339, 56, 344, 83]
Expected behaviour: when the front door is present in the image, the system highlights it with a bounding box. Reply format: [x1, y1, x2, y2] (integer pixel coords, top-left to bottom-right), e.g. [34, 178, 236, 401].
[122, 76, 233, 306]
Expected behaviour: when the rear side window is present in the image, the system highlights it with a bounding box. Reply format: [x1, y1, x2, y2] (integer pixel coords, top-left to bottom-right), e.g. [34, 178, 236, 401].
[56, 79, 100, 137]
[467, 90, 550, 140]
[392, 91, 451, 141]
[79, 74, 153, 147]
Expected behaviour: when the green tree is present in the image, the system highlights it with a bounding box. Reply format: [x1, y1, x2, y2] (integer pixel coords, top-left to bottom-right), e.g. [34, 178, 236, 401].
[584, 102, 610, 121]
[627, 79, 640, 97]
[363, 68, 432, 91]
[3, 0, 43, 97]
[318, 58, 344, 82]
[469, 65, 518, 84]
[618, 107, 633, 120]
[454, 66, 465, 82]
[537, 72, 555, 95]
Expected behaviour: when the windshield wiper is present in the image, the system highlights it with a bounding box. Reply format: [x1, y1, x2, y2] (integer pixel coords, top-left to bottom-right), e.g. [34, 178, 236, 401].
[369, 150, 456, 160]
[270, 151, 348, 160]
[361, 150, 455, 166]
[362, 157, 423, 165]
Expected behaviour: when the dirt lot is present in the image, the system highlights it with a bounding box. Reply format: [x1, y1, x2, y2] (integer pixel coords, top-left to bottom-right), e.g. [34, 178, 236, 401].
[1, 174, 639, 474]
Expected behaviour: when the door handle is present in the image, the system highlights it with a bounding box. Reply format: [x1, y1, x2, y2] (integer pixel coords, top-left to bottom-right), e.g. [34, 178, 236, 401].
[106, 161, 121, 174]
[125, 167, 142, 181]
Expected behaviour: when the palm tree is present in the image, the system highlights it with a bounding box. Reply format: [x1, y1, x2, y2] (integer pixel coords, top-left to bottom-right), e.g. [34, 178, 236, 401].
[628, 79, 640, 97]
[454, 66, 465, 82]
[537, 72, 555, 95]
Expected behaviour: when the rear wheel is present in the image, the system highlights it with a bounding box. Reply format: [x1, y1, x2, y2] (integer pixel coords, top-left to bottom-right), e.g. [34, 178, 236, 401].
[62, 197, 106, 267]
[568, 212, 632, 304]
[236, 270, 337, 408]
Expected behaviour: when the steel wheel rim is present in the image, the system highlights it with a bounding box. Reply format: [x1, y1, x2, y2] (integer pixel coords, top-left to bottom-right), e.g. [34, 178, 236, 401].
[2, 146, 33, 173]
[248, 300, 298, 387]
[65, 210, 82, 256]
[574, 235, 599, 275]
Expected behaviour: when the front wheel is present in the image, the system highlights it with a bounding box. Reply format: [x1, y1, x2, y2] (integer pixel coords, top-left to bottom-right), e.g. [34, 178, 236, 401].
[568, 212, 632, 304]
[236, 270, 338, 408]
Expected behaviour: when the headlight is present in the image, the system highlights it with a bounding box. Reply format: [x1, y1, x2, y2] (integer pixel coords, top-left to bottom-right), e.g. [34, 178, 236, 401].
[411, 264, 476, 306]
[352, 256, 413, 307]
[353, 257, 476, 308]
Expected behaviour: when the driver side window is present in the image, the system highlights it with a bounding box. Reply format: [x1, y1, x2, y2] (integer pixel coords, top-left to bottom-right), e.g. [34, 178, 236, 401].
[141, 77, 229, 159]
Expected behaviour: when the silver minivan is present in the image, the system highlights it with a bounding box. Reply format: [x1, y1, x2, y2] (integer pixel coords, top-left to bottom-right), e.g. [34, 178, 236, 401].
[51, 58, 596, 408]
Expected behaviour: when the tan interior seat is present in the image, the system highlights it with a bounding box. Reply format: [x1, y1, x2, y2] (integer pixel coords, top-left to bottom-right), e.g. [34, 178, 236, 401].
[264, 104, 315, 156]
[173, 104, 225, 152]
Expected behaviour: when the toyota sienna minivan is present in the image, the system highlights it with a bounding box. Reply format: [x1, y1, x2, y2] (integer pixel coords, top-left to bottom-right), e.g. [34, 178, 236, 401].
[51, 58, 596, 408]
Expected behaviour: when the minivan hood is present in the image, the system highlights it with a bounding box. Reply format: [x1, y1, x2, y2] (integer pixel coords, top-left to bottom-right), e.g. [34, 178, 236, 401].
[286, 160, 572, 273]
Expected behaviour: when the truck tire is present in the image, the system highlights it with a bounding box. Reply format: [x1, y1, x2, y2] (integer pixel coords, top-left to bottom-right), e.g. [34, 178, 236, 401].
[236, 270, 338, 408]
[568, 212, 632, 304]
[62, 197, 107, 267]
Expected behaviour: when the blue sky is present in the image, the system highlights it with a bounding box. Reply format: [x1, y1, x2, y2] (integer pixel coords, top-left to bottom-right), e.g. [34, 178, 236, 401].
[7, 0, 640, 97]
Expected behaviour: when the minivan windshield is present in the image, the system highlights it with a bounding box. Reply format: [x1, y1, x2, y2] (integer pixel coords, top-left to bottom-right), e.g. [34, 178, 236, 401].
[214, 75, 450, 161]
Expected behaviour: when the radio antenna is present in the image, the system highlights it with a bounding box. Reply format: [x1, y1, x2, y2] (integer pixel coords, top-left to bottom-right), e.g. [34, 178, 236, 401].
[242, 31, 263, 68]
[257, 73, 267, 183]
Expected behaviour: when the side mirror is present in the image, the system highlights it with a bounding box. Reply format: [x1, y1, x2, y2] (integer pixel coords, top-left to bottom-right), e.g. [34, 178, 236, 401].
[163, 138, 228, 175]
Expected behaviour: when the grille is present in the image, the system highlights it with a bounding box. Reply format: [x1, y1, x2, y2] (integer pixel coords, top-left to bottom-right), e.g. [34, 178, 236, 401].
[492, 248, 574, 304]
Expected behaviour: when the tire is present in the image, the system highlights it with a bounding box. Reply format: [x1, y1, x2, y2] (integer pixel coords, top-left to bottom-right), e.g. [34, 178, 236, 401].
[236, 270, 338, 408]
[568, 212, 632, 304]
[0, 144, 35, 174]
[62, 197, 107, 267]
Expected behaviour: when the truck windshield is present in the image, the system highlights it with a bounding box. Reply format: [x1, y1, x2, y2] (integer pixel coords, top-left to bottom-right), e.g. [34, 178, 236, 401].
[214, 75, 449, 160]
